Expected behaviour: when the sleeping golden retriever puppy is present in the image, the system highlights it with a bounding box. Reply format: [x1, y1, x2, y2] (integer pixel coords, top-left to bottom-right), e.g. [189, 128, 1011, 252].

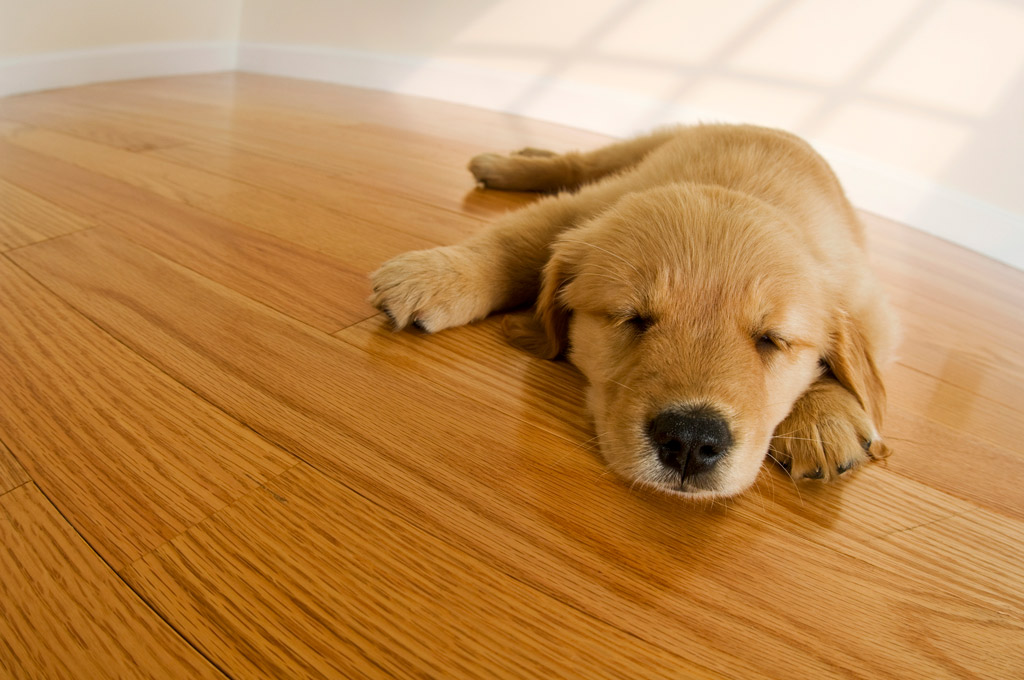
[371, 125, 898, 498]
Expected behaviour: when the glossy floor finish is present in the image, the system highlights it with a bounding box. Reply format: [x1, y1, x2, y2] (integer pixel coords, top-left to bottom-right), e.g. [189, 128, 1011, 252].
[0, 73, 1021, 679]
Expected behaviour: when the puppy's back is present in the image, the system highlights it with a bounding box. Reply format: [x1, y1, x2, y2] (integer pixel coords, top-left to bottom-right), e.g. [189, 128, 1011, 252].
[633, 125, 864, 255]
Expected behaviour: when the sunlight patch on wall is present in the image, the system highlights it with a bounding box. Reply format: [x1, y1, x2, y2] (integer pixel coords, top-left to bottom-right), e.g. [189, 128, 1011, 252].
[727, 0, 922, 86]
[865, 0, 1024, 117]
[676, 77, 827, 129]
[595, 0, 774, 64]
[554, 62, 684, 99]
[449, 0, 625, 50]
[816, 100, 972, 176]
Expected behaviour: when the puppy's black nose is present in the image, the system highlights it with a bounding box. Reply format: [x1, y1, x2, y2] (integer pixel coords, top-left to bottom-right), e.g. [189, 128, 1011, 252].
[648, 408, 732, 478]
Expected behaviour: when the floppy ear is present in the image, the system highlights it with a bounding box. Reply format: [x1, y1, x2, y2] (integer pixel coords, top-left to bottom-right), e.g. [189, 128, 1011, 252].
[503, 238, 581, 359]
[825, 310, 887, 431]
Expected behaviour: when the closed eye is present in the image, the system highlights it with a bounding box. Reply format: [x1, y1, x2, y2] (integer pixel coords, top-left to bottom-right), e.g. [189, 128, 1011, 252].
[609, 311, 654, 335]
[629, 313, 655, 334]
[755, 332, 789, 354]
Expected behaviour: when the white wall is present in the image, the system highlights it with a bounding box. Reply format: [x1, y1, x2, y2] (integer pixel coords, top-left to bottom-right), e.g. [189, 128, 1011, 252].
[1, 0, 1022, 269]
[0, 0, 241, 95]
[1, 0, 242, 57]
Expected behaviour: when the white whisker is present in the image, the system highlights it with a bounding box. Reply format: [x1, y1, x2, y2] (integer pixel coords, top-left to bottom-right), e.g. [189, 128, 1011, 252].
[609, 379, 635, 393]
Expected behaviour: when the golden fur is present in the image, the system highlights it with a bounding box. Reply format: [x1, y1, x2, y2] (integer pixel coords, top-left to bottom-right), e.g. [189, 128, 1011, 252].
[371, 124, 898, 498]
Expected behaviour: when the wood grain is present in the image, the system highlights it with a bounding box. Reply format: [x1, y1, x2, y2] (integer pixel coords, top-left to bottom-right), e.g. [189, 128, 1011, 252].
[123, 463, 715, 679]
[883, 406, 1024, 521]
[888, 361, 1021, 453]
[14, 224, 1023, 679]
[0, 177, 94, 251]
[0, 439, 29, 496]
[2, 74, 1022, 679]
[100, 208, 378, 333]
[145, 138, 490, 245]
[0, 140, 378, 332]
[0, 257, 295, 569]
[1, 77, 584, 219]
[0, 90, 496, 242]
[867, 511, 1024, 676]
[71, 72, 612, 160]
[3, 126, 434, 270]
[0, 483, 224, 679]
[0, 94, 185, 152]
[337, 314, 592, 442]
[888, 305, 1024, 409]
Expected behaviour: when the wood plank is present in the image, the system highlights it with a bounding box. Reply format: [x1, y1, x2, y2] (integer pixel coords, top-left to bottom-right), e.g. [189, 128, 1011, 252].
[883, 407, 1024, 521]
[0, 84, 255, 149]
[20, 79, 574, 220]
[227, 72, 615, 152]
[879, 263, 1024, 356]
[878, 262, 1024, 376]
[123, 463, 715, 679]
[13, 227, 1020, 679]
[867, 510, 1024, 676]
[145, 139, 488, 245]
[0, 139, 124, 216]
[293, 123, 535, 219]
[78, 72, 613, 155]
[0, 483, 224, 679]
[863, 212, 1024, 311]
[2, 126, 435, 270]
[0, 94, 186, 152]
[0, 439, 29, 495]
[0, 256, 295, 569]
[863, 220, 1024, 380]
[886, 361, 1023, 454]
[0, 140, 385, 332]
[872, 509, 1024, 616]
[336, 314, 591, 443]
[63, 74, 367, 134]
[889, 306, 1024, 410]
[0, 177, 95, 251]
[100, 212, 376, 333]
[864, 220, 1024, 372]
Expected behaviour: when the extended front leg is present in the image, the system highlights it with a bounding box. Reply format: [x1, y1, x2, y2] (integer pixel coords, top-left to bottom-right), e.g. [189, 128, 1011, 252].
[370, 194, 584, 332]
[373, 135, 655, 332]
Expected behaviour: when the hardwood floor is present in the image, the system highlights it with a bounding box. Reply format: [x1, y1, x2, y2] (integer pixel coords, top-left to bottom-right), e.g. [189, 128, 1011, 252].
[0, 73, 1021, 679]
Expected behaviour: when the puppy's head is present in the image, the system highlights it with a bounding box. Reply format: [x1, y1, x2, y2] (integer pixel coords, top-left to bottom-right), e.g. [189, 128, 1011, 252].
[515, 184, 875, 498]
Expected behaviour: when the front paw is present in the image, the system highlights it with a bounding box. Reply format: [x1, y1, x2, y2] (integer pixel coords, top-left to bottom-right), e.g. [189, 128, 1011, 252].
[468, 153, 513, 189]
[369, 246, 489, 333]
[771, 379, 891, 481]
[468, 148, 555, 189]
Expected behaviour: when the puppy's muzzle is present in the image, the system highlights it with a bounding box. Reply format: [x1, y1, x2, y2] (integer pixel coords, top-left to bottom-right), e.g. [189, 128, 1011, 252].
[647, 407, 733, 479]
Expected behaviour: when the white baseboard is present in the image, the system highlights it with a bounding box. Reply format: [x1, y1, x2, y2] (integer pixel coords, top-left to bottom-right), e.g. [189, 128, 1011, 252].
[0, 42, 237, 98]
[2, 41, 1020, 270]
